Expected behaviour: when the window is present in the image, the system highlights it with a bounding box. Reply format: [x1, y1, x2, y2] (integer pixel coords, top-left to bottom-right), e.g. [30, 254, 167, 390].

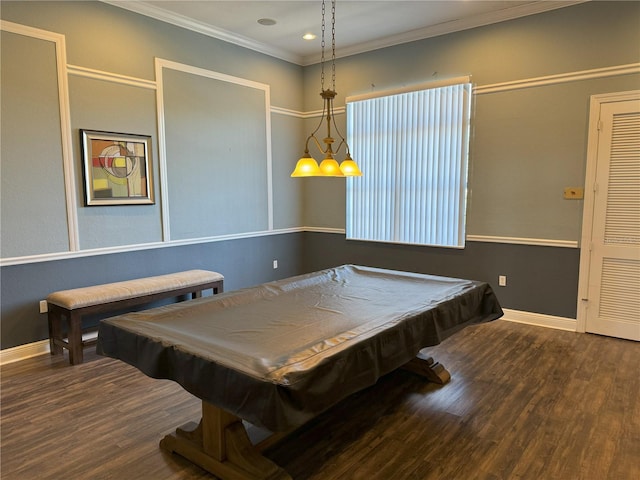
[346, 78, 472, 248]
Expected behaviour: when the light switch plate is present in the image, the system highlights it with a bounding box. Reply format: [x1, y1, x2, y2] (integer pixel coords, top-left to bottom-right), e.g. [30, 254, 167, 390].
[563, 187, 584, 199]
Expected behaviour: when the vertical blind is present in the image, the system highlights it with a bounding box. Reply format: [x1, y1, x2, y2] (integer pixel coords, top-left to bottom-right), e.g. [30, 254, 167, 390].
[346, 80, 472, 248]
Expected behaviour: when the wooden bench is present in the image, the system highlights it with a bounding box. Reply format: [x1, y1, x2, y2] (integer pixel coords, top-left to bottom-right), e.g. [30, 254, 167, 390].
[46, 269, 224, 365]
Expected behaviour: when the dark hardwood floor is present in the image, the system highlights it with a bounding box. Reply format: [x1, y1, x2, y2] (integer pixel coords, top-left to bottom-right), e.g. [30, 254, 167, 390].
[1, 320, 638, 479]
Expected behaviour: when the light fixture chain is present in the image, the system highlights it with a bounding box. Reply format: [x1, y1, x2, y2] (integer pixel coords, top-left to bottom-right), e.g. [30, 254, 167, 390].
[331, 0, 336, 90]
[320, 0, 326, 91]
[291, 0, 362, 177]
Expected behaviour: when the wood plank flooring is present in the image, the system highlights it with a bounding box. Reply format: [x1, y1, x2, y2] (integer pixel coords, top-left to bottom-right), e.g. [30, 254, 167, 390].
[1, 320, 638, 479]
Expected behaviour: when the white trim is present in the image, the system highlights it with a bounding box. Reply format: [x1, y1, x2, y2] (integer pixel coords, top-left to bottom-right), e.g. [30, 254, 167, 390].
[0, 20, 80, 253]
[1, 229, 585, 266]
[270, 106, 305, 118]
[466, 235, 579, 249]
[576, 94, 605, 333]
[55, 31, 79, 252]
[154, 58, 171, 241]
[268, 106, 345, 120]
[302, 106, 345, 119]
[67, 64, 156, 89]
[154, 58, 273, 238]
[103, 0, 300, 65]
[283, 64, 640, 118]
[501, 308, 576, 332]
[0, 340, 50, 365]
[0, 227, 305, 267]
[104, 0, 586, 66]
[264, 87, 274, 230]
[576, 89, 640, 334]
[302, 230, 579, 248]
[302, 226, 347, 235]
[346, 76, 471, 103]
[156, 58, 271, 92]
[475, 63, 640, 95]
[308, 1, 586, 65]
[0, 19, 59, 42]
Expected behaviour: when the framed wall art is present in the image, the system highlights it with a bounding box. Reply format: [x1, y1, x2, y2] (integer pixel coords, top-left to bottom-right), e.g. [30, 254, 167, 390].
[80, 129, 154, 206]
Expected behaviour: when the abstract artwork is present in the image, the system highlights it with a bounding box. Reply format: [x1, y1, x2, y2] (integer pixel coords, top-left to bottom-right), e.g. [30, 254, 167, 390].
[80, 130, 154, 206]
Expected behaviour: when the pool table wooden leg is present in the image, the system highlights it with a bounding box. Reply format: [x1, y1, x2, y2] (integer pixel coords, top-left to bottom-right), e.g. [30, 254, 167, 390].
[160, 401, 291, 480]
[402, 348, 451, 384]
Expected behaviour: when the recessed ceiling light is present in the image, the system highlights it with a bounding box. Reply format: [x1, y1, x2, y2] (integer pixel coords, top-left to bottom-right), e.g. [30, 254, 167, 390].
[303, 33, 317, 40]
[257, 18, 277, 26]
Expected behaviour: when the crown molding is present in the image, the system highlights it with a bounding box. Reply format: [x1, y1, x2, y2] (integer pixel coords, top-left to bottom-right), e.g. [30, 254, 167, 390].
[103, 1, 587, 67]
[102, 0, 303, 65]
[315, 0, 587, 65]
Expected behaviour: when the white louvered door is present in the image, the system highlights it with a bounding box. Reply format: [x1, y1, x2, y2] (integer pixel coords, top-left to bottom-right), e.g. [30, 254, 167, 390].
[584, 98, 640, 340]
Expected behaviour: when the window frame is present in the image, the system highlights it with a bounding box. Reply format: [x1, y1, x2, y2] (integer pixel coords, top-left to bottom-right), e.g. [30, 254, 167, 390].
[345, 77, 472, 248]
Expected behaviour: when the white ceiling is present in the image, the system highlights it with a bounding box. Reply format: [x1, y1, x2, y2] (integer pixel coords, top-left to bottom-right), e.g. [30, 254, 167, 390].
[106, 0, 586, 65]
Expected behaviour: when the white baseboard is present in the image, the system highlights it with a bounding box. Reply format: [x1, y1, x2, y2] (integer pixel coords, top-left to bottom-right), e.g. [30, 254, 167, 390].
[501, 308, 577, 332]
[0, 340, 51, 365]
[0, 311, 576, 365]
[0, 331, 99, 366]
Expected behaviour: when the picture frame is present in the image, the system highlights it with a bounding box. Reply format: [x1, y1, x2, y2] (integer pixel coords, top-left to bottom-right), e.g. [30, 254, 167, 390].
[80, 129, 154, 206]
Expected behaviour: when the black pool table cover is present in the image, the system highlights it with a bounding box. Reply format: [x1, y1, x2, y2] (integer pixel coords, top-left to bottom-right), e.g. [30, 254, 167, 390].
[97, 265, 503, 431]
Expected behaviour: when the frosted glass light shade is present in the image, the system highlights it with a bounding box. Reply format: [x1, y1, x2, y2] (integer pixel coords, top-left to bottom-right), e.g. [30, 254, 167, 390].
[291, 156, 322, 177]
[319, 158, 344, 176]
[339, 159, 362, 176]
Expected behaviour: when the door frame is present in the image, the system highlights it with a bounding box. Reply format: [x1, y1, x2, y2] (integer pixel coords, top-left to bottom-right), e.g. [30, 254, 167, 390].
[576, 89, 640, 333]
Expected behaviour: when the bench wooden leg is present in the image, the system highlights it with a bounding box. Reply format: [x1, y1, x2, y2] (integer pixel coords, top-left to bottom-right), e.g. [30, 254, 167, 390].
[67, 311, 84, 365]
[191, 282, 222, 299]
[47, 309, 63, 355]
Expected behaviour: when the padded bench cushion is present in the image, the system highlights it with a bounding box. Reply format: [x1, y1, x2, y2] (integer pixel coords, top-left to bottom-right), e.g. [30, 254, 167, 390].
[46, 270, 224, 310]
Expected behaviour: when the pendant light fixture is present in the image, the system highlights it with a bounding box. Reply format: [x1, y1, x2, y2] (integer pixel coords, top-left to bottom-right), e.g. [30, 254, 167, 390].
[291, 0, 362, 177]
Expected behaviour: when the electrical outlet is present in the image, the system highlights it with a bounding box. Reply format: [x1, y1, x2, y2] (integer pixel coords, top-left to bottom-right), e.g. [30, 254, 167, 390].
[39, 300, 48, 313]
[273, 260, 278, 269]
[498, 275, 507, 287]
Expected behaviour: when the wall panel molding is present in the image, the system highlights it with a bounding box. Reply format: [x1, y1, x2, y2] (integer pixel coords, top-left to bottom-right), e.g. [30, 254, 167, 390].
[475, 63, 640, 95]
[274, 64, 639, 115]
[270, 105, 345, 119]
[466, 235, 578, 248]
[1, 19, 631, 264]
[1, 20, 79, 252]
[309, 228, 579, 248]
[67, 64, 156, 89]
[270, 106, 304, 118]
[155, 58, 274, 240]
[0, 227, 303, 267]
[1, 228, 582, 267]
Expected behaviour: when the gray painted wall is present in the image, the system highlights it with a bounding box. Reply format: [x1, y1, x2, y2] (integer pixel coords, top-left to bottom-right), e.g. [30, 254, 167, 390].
[1, 234, 302, 349]
[1, 1, 638, 350]
[162, 68, 270, 239]
[1, 0, 304, 256]
[1, 0, 306, 349]
[1, 31, 70, 256]
[302, 232, 580, 319]
[69, 75, 163, 249]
